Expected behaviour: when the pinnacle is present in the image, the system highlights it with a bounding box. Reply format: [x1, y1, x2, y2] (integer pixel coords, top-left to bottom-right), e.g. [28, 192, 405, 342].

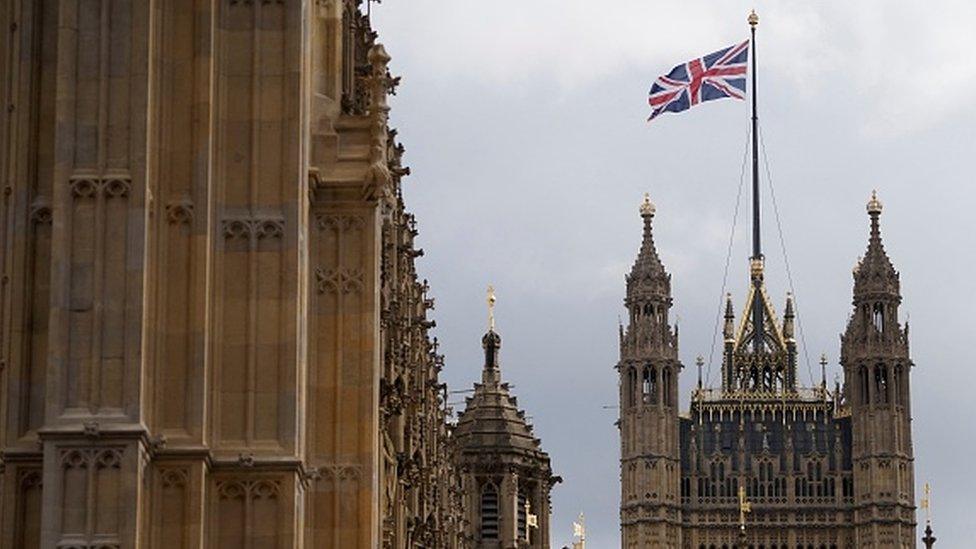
[854, 192, 899, 299]
[628, 197, 670, 295]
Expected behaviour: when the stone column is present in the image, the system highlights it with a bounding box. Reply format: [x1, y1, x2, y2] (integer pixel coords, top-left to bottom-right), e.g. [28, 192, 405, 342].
[500, 470, 518, 548]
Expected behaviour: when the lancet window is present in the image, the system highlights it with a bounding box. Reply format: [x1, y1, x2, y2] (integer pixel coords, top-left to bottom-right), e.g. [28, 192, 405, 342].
[626, 367, 637, 407]
[480, 483, 499, 539]
[874, 364, 889, 404]
[662, 367, 672, 407]
[642, 366, 657, 404]
[517, 489, 528, 541]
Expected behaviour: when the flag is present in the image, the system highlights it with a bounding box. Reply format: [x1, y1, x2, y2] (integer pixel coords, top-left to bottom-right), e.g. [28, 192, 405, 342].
[647, 40, 749, 121]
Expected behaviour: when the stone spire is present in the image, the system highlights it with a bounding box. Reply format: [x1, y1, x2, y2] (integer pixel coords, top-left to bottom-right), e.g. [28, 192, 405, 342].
[841, 191, 916, 546]
[455, 292, 559, 547]
[482, 285, 502, 384]
[853, 190, 900, 300]
[627, 193, 671, 304]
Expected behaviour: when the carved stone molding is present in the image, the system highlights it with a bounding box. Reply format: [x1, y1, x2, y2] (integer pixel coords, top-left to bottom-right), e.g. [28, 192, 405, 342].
[69, 175, 132, 198]
[159, 467, 188, 489]
[29, 197, 52, 224]
[18, 469, 42, 489]
[317, 463, 363, 481]
[221, 216, 285, 241]
[315, 267, 365, 295]
[165, 200, 194, 225]
[59, 447, 123, 470]
[313, 212, 365, 233]
[215, 478, 281, 500]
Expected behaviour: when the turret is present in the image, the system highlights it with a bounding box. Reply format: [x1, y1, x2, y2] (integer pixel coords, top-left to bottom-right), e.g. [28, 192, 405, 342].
[841, 191, 916, 546]
[455, 287, 558, 548]
[617, 195, 682, 548]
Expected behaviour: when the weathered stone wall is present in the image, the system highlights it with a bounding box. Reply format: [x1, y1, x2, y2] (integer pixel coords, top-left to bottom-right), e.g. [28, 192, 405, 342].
[0, 1, 466, 548]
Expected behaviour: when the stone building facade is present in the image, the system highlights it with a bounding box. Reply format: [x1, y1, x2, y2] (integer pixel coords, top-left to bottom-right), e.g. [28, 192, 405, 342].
[618, 194, 917, 548]
[0, 1, 468, 548]
[454, 320, 559, 549]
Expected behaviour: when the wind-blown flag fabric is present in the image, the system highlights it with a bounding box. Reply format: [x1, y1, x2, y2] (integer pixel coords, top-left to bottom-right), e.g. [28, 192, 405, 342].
[647, 40, 749, 121]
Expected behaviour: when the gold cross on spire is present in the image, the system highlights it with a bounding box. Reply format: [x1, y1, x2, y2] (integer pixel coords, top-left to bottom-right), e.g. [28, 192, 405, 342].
[921, 482, 932, 525]
[738, 485, 752, 533]
[487, 285, 496, 330]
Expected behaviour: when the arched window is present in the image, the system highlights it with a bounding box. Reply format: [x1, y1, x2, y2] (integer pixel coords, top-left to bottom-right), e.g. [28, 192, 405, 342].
[627, 367, 637, 407]
[893, 364, 903, 406]
[480, 483, 499, 539]
[859, 366, 870, 405]
[875, 364, 889, 404]
[872, 302, 884, 332]
[642, 366, 656, 404]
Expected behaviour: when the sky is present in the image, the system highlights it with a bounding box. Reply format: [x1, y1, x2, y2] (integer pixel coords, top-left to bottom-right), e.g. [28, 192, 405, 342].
[371, 2, 976, 546]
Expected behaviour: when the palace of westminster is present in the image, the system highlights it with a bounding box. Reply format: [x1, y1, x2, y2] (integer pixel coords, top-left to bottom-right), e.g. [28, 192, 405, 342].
[0, 1, 934, 548]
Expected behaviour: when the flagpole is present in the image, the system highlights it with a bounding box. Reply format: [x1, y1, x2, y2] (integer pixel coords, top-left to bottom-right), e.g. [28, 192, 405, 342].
[748, 10, 763, 354]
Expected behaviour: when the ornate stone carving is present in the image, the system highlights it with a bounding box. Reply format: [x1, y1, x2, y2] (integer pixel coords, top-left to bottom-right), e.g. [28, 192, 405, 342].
[165, 200, 194, 225]
[29, 198, 52, 224]
[315, 267, 365, 294]
[314, 212, 365, 233]
[159, 467, 188, 489]
[68, 175, 132, 199]
[221, 216, 285, 240]
[216, 478, 281, 500]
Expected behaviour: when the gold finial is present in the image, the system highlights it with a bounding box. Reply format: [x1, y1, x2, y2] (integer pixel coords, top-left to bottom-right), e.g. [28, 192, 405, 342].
[748, 9, 759, 27]
[750, 256, 764, 278]
[640, 193, 656, 216]
[738, 485, 752, 532]
[486, 285, 496, 330]
[921, 482, 932, 525]
[867, 189, 883, 214]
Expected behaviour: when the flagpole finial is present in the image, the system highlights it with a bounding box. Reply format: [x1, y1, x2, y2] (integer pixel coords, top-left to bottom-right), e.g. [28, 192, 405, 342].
[748, 9, 759, 27]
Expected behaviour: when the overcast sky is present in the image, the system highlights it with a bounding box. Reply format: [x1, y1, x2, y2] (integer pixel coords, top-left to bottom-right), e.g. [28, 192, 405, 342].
[372, 2, 976, 546]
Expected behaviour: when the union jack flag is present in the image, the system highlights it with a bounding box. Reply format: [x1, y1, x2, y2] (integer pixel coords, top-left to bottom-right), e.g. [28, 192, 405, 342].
[648, 40, 749, 121]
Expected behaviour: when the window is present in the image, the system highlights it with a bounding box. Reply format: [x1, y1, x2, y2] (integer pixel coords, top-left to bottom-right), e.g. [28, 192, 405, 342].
[859, 367, 870, 405]
[480, 484, 499, 539]
[642, 366, 656, 404]
[517, 489, 528, 541]
[875, 364, 889, 404]
[627, 368, 637, 407]
[662, 367, 672, 407]
[872, 302, 884, 332]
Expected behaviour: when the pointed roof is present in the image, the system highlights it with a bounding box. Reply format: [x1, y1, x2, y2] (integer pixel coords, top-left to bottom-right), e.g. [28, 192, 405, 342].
[626, 194, 671, 302]
[454, 327, 550, 459]
[853, 190, 900, 300]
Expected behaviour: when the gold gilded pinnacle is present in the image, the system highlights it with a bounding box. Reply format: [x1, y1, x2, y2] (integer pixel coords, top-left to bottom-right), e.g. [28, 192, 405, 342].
[486, 285, 496, 330]
[867, 189, 883, 215]
[640, 193, 656, 216]
[748, 9, 759, 27]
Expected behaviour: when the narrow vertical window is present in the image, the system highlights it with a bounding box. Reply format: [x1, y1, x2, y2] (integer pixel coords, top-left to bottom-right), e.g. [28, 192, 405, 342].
[517, 489, 528, 541]
[480, 484, 499, 539]
[662, 367, 672, 407]
[872, 302, 884, 332]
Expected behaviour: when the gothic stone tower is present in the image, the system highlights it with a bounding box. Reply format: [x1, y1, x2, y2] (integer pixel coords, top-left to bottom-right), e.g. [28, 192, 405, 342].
[455, 317, 559, 549]
[842, 192, 916, 547]
[0, 2, 465, 548]
[618, 196, 682, 548]
[617, 192, 919, 548]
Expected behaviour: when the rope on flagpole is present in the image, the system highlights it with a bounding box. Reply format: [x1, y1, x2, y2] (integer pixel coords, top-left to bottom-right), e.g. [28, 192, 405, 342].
[705, 125, 751, 388]
[758, 121, 815, 387]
